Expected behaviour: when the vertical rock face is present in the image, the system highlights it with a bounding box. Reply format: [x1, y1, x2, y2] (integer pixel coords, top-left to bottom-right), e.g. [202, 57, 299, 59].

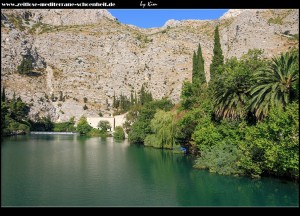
[1, 9, 298, 122]
[220, 9, 299, 59]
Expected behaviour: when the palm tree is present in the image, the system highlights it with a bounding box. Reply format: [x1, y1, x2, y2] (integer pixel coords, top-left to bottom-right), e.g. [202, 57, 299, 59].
[213, 58, 252, 120]
[214, 84, 248, 120]
[249, 50, 299, 120]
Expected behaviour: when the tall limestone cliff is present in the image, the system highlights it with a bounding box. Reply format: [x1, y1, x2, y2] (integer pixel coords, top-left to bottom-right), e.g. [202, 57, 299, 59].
[1, 9, 298, 122]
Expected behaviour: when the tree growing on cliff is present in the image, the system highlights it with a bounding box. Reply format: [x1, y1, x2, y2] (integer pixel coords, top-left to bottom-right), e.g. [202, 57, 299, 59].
[17, 55, 33, 75]
[1, 87, 6, 102]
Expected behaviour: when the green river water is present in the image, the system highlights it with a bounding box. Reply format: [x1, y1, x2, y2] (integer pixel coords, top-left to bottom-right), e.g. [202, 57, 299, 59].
[1, 134, 298, 207]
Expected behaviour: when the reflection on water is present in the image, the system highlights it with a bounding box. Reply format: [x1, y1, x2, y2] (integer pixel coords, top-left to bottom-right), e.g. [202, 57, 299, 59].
[1, 135, 298, 206]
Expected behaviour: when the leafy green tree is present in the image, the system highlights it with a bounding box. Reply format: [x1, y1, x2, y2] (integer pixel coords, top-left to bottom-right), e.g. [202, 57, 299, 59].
[53, 117, 76, 132]
[249, 50, 299, 119]
[213, 49, 267, 120]
[128, 99, 173, 144]
[1, 92, 31, 136]
[14, 97, 30, 121]
[180, 81, 195, 110]
[176, 108, 204, 154]
[29, 116, 53, 131]
[177, 81, 213, 153]
[192, 116, 222, 149]
[139, 84, 153, 105]
[240, 49, 266, 71]
[41, 116, 54, 131]
[128, 120, 147, 144]
[123, 104, 141, 134]
[113, 126, 125, 140]
[97, 120, 111, 132]
[7, 93, 30, 123]
[145, 110, 176, 149]
[213, 58, 250, 120]
[76, 116, 93, 135]
[210, 26, 224, 82]
[1, 102, 8, 136]
[240, 102, 299, 179]
[192, 101, 299, 179]
[193, 119, 246, 176]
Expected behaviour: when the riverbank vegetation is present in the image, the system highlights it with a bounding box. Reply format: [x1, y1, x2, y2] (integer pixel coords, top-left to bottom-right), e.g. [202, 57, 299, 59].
[125, 26, 299, 180]
[1, 90, 30, 136]
[113, 126, 125, 140]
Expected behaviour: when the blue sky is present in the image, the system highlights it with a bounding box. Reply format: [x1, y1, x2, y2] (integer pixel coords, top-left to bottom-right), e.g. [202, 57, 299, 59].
[108, 9, 229, 28]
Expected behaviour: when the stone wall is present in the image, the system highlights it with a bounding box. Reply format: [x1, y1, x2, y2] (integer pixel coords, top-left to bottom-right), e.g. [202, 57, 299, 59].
[87, 113, 126, 131]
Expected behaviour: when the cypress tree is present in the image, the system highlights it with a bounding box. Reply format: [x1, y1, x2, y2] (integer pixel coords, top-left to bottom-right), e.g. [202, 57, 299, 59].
[51, 93, 55, 102]
[147, 91, 153, 104]
[120, 93, 124, 110]
[192, 51, 198, 85]
[140, 85, 145, 105]
[1, 87, 5, 102]
[130, 92, 134, 106]
[59, 91, 63, 101]
[115, 98, 120, 109]
[210, 26, 224, 82]
[192, 44, 206, 86]
[113, 92, 116, 108]
[12, 92, 17, 112]
[135, 91, 138, 105]
[13, 92, 16, 102]
[197, 44, 206, 85]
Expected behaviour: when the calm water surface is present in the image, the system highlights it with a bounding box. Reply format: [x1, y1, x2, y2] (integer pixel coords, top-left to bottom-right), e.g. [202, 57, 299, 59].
[1, 134, 299, 206]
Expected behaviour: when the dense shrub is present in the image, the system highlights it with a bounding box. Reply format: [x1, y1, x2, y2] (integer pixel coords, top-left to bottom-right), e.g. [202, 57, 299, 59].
[76, 116, 93, 135]
[113, 126, 125, 140]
